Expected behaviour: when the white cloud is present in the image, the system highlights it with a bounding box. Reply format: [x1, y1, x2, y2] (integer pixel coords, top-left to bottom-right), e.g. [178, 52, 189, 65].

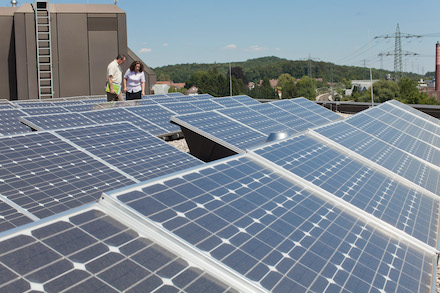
[224, 44, 237, 50]
[163, 43, 169, 47]
[139, 48, 152, 53]
[249, 45, 267, 52]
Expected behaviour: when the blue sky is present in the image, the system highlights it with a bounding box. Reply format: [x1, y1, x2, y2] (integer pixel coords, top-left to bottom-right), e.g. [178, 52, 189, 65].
[13, 0, 440, 74]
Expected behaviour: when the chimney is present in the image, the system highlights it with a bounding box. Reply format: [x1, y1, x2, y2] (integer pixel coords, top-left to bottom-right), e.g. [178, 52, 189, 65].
[11, 0, 18, 7]
[436, 42, 440, 91]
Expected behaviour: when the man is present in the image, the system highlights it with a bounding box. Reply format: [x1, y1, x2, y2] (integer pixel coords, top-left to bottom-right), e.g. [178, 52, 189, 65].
[106, 54, 126, 101]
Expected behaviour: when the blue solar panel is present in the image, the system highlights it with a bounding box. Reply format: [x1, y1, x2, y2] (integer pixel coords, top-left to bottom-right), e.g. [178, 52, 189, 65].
[0, 104, 14, 110]
[218, 106, 295, 135]
[20, 106, 69, 116]
[15, 101, 54, 108]
[127, 105, 181, 134]
[189, 100, 225, 111]
[62, 104, 102, 112]
[314, 121, 440, 195]
[290, 97, 342, 121]
[213, 97, 243, 108]
[249, 103, 316, 133]
[0, 200, 34, 233]
[271, 99, 335, 126]
[152, 97, 179, 104]
[171, 112, 267, 152]
[19, 112, 97, 131]
[55, 123, 203, 181]
[0, 109, 33, 135]
[232, 95, 260, 106]
[345, 110, 440, 166]
[0, 132, 135, 219]
[253, 134, 440, 247]
[388, 99, 440, 126]
[81, 108, 166, 136]
[166, 92, 186, 97]
[107, 155, 435, 293]
[0, 207, 237, 292]
[161, 102, 203, 114]
[194, 94, 214, 99]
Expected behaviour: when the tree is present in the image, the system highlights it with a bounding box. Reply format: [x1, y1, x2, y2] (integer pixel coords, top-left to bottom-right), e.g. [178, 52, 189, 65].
[282, 81, 296, 99]
[228, 66, 248, 86]
[371, 80, 399, 103]
[277, 73, 295, 90]
[295, 76, 316, 99]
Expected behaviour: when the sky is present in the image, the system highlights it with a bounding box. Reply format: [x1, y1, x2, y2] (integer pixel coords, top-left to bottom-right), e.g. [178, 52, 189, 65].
[10, 0, 440, 74]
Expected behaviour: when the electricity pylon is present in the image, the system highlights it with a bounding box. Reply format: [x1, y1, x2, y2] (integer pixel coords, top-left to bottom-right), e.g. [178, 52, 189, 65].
[375, 24, 421, 81]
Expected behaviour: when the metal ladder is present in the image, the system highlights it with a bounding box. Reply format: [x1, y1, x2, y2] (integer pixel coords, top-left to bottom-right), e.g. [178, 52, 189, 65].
[34, 0, 54, 99]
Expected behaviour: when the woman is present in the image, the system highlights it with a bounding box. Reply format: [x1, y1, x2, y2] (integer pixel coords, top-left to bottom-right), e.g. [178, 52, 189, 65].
[123, 61, 145, 100]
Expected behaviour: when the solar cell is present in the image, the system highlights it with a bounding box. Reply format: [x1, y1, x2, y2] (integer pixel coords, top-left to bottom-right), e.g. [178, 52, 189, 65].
[252, 134, 440, 247]
[151, 97, 179, 104]
[0, 109, 32, 135]
[62, 104, 103, 112]
[106, 155, 435, 293]
[55, 123, 204, 182]
[0, 132, 135, 219]
[271, 99, 335, 126]
[19, 112, 97, 131]
[231, 95, 260, 106]
[0, 199, 34, 233]
[0, 104, 14, 110]
[161, 102, 203, 115]
[0, 207, 239, 292]
[388, 99, 440, 126]
[166, 92, 185, 97]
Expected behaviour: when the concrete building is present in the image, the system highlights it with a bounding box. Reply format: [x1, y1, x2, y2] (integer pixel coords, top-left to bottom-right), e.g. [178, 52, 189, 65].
[0, 1, 156, 100]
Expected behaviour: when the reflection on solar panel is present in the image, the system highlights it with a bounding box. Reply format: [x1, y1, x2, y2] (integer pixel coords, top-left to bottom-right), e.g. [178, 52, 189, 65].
[55, 123, 203, 181]
[0, 132, 135, 219]
[0, 109, 32, 135]
[314, 121, 440, 195]
[105, 155, 435, 293]
[19, 112, 97, 131]
[0, 206, 239, 293]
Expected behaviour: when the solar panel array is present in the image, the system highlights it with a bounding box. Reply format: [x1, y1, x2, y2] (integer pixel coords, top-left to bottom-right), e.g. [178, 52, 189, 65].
[171, 97, 343, 151]
[1, 96, 439, 292]
[16, 94, 259, 137]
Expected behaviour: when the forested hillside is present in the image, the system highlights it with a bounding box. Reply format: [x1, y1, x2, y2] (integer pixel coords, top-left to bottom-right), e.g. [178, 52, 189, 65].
[153, 56, 425, 84]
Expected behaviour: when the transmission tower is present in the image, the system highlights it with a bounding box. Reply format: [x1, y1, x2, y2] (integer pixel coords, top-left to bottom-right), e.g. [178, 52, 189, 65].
[375, 24, 421, 81]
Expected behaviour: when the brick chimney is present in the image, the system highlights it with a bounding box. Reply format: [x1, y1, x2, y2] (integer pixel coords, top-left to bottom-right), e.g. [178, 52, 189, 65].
[436, 42, 440, 91]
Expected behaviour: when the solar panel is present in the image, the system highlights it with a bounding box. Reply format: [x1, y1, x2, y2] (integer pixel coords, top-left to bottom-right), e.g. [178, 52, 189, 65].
[0, 206, 239, 292]
[55, 123, 204, 182]
[80, 108, 167, 136]
[314, 121, 440, 195]
[15, 101, 54, 108]
[344, 110, 440, 166]
[248, 103, 316, 133]
[0, 109, 33, 135]
[231, 95, 260, 106]
[161, 102, 203, 115]
[0, 131, 135, 219]
[194, 94, 214, 99]
[0, 104, 14, 110]
[62, 104, 103, 113]
[105, 154, 436, 293]
[20, 106, 69, 116]
[189, 100, 225, 111]
[0, 199, 34, 233]
[388, 99, 440, 126]
[252, 133, 440, 247]
[128, 105, 181, 134]
[290, 97, 342, 121]
[151, 97, 179, 104]
[218, 106, 295, 135]
[19, 112, 97, 131]
[171, 112, 267, 152]
[212, 97, 243, 108]
[271, 99, 335, 126]
[166, 92, 186, 97]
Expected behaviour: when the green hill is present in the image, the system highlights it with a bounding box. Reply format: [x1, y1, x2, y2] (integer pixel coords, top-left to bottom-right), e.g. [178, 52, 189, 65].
[153, 56, 425, 84]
